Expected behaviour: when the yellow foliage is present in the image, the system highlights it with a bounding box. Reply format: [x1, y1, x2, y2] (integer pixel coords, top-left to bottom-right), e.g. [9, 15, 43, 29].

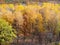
[15, 5, 25, 11]
[37, 13, 44, 32]
[14, 11, 24, 25]
[1, 14, 15, 24]
[0, 3, 60, 33]
[8, 4, 14, 10]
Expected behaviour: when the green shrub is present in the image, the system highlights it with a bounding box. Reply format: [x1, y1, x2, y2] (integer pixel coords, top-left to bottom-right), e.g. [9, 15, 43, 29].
[0, 19, 16, 45]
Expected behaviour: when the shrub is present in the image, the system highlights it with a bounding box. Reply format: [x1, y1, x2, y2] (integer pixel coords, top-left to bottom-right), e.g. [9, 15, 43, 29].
[0, 19, 16, 45]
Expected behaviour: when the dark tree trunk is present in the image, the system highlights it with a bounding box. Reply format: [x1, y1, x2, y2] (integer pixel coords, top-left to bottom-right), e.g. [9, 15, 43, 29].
[0, 43, 1, 45]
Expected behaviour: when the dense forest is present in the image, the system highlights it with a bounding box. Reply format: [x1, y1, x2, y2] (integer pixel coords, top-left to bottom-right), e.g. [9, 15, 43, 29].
[0, 0, 60, 45]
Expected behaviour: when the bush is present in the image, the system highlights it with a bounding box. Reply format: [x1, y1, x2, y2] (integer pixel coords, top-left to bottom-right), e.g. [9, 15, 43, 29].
[0, 19, 16, 45]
